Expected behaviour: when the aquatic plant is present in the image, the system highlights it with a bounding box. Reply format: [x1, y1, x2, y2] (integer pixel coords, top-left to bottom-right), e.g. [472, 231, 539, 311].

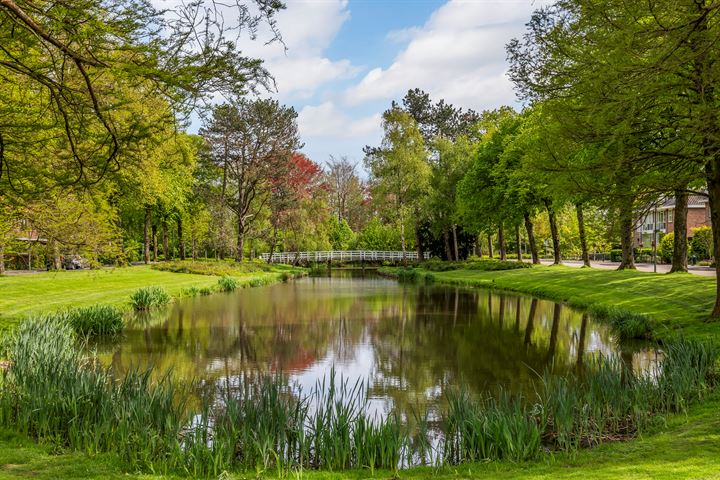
[0, 317, 715, 476]
[63, 305, 125, 336]
[130, 286, 171, 310]
[217, 276, 239, 292]
[0, 317, 187, 472]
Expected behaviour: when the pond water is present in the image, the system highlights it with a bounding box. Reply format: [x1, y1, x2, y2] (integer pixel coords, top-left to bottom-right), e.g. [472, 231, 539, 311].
[99, 271, 658, 417]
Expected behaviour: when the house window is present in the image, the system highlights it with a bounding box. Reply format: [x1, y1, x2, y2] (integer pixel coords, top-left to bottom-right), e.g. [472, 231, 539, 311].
[668, 209, 673, 223]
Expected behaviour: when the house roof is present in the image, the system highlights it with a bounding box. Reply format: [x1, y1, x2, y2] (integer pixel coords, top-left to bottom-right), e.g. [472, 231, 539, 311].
[660, 194, 708, 209]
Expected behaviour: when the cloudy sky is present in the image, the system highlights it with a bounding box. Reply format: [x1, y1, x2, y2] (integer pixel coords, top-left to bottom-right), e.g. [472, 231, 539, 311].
[190, 0, 547, 166]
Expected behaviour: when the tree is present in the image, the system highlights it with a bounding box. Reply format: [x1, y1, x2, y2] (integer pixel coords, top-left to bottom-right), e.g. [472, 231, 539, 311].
[326, 156, 359, 223]
[267, 153, 323, 259]
[201, 100, 301, 262]
[364, 108, 430, 261]
[0, 0, 283, 195]
[507, 0, 720, 312]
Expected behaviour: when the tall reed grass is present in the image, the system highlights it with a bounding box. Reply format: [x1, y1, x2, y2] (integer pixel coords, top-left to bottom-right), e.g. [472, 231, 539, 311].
[0, 318, 716, 476]
[217, 276, 238, 292]
[61, 305, 125, 336]
[130, 286, 171, 310]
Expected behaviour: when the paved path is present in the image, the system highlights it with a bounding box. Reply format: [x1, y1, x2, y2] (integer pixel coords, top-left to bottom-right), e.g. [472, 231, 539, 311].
[538, 259, 716, 277]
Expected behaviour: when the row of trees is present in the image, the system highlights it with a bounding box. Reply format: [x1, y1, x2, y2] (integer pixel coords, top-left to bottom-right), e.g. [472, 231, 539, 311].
[363, 0, 720, 318]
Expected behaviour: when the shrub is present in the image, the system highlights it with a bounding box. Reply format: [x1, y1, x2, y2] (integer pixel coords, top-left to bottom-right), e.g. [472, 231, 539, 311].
[610, 249, 623, 262]
[63, 305, 124, 336]
[217, 276, 238, 292]
[691, 226, 713, 260]
[659, 232, 674, 263]
[130, 286, 171, 310]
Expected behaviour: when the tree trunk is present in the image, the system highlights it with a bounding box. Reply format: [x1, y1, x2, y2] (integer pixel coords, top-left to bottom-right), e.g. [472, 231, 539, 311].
[162, 220, 169, 261]
[515, 224, 522, 261]
[52, 240, 62, 270]
[670, 189, 689, 273]
[192, 234, 197, 260]
[143, 206, 151, 264]
[415, 221, 425, 262]
[524, 213, 540, 264]
[545, 200, 562, 265]
[498, 225, 507, 261]
[400, 214, 407, 264]
[444, 230, 453, 261]
[0, 245, 5, 274]
[236, 217, 245, 262]
[617, 196, 636, 270]
[487, 233, 493, 258]
[152, 224, 158, 262]
[177, 218, 186, 260]
[268, 225, 278, 263]
[706, 157, 720, 317]
[452, 224, 460, 261]
[576, 203, 591, 267]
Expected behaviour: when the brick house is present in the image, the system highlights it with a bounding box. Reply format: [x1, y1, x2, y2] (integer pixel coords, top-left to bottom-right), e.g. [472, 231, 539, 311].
[635, 195, 711, 248]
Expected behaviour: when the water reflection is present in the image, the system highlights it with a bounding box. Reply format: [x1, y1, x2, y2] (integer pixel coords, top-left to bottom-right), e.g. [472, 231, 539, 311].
[98, 273, 658, 415]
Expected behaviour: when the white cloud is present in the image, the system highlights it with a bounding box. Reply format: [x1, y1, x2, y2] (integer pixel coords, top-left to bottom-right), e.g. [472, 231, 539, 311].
[343, 0, 547, 111]
[238, 0, 358, 99]
[298, 102, 382, 139]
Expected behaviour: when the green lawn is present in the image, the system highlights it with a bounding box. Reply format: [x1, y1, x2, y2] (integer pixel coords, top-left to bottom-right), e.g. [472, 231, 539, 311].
[381, 265, 720, 341]
[0, 264, 297, 331]
[1, 390, 719, 479]
[1, 263, 719, 479]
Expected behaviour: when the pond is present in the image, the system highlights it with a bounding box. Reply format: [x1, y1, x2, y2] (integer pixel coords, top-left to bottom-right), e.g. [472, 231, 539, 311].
[99, 271, 658, 419]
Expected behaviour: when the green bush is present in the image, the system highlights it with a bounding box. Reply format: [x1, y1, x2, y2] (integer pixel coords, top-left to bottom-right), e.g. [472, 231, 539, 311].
[610, 249, 622, 262]
[63, 305, 124, 336]
[691, 226, 713, 260]
[130, 286, 171, 310]
[659, 232, 674, 263]
[217, 276, 238, 292]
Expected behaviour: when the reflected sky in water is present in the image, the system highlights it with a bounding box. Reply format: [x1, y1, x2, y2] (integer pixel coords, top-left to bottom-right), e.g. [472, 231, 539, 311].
[100, 272, 658, 415]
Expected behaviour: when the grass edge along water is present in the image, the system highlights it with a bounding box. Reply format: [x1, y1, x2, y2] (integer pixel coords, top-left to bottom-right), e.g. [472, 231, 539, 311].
[0, 316, 717, 477]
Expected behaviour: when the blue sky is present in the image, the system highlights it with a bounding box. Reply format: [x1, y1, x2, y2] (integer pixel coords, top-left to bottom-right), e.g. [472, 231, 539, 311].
[209, 0, 546, 168]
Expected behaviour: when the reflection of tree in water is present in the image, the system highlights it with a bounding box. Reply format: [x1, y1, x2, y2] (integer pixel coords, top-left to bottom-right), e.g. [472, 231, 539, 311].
[367, 287, 615, 415]
[99, 277, 647, 422]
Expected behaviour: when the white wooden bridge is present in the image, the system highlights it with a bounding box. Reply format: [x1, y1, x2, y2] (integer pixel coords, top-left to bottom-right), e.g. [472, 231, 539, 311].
[260, 250, 430, 263]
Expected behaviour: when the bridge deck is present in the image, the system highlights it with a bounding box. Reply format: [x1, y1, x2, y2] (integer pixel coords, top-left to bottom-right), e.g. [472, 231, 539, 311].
[260, 250, 429, 263]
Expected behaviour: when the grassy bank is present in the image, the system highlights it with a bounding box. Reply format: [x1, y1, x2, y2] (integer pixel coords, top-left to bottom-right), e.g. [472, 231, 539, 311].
[1, 389, 719, 479]
[0, 263, 304, 331]
[380, 264, 720, 341]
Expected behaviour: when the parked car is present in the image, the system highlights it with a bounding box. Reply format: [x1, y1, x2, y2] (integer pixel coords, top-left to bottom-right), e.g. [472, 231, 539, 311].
[63, 255, 89, 270]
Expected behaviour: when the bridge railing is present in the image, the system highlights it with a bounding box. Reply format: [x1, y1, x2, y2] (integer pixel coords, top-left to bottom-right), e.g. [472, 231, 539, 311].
[260, 250, 430, 263]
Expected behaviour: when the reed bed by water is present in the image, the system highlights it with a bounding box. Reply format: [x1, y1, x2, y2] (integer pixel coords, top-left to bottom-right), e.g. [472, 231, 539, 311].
[64, 305, 125, 336]
[130, 286, 171, 309]
[217, 275, 239, 292]
[0, 316, 716, 477]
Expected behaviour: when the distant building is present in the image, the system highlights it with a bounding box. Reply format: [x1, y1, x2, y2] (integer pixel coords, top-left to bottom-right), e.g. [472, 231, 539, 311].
[635, 194, 711, 248]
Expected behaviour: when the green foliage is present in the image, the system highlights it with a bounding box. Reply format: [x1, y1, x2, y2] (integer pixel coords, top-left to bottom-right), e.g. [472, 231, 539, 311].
[327, 217, 356, 250]
[152, 260, 272, 276]
[130, 287, 171, 310]
[659, 232, 674, 263]
[0, 317, 187, 472]
[691, 226, 713, 260]
[356, 218, 403, 250]
[217, 276, 238, 292]
[61, 306, 125, 337]
[422, 259, 531, 273]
